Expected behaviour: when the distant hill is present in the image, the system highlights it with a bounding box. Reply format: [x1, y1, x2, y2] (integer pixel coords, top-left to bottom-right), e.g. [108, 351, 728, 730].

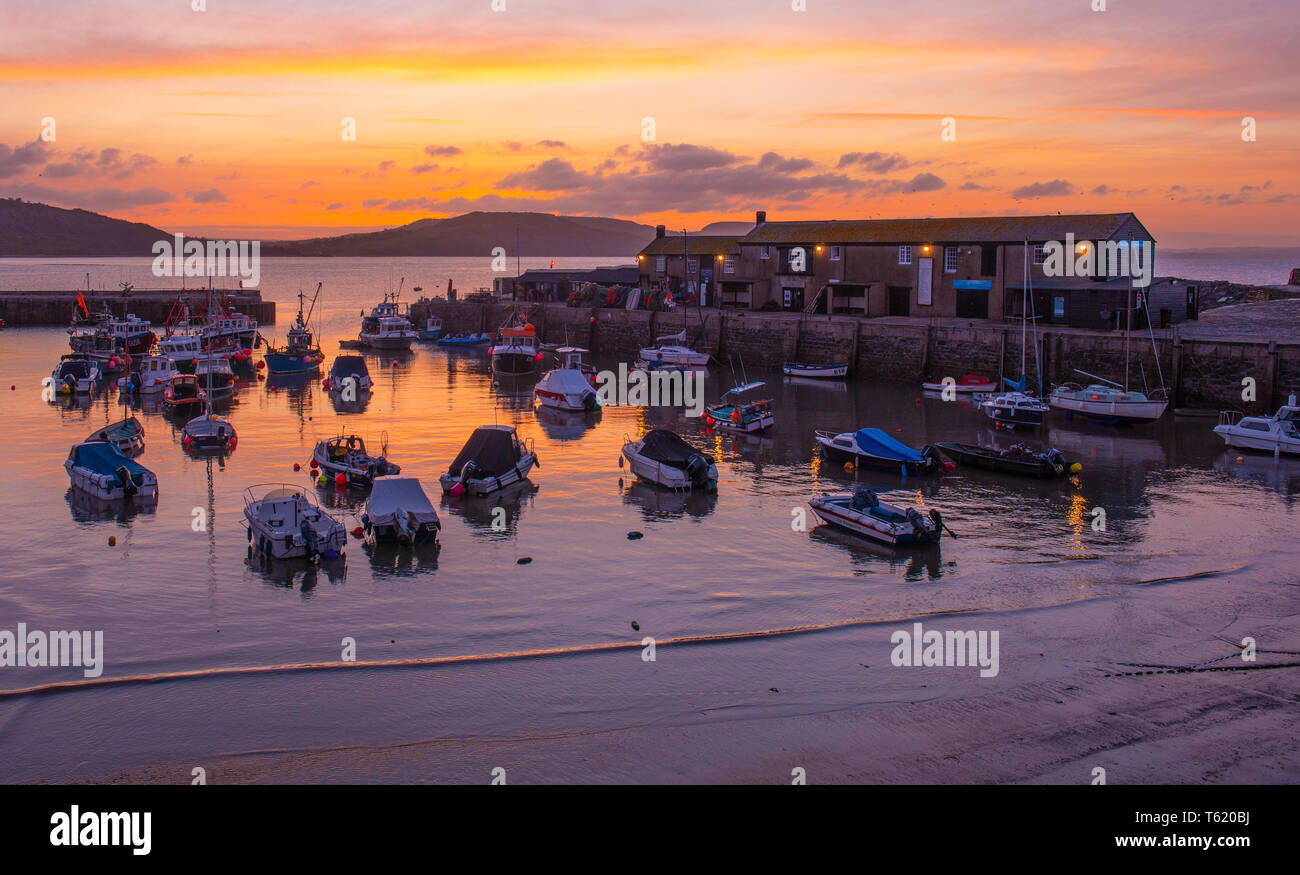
[0, 198, 172, 256]
[696, 221, 754, 235]
[262, 211, 657, 257]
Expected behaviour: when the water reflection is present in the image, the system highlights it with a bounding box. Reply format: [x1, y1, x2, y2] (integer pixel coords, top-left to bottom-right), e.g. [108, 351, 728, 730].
[440, 479, 539, 539]
[1214, 451, 1300, 500]
[364, 540, 442, 578]
[65, 487, 158, 523]
[533, 404, 601, 441]
[809, 525, 947, 581]
[245, 545, 348, 593]
[621, 480, 718, 520]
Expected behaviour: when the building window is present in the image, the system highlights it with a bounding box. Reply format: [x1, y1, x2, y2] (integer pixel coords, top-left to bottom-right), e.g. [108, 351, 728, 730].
[723, 256, 736, 275]
[687, 257, 698, 274]
[898, 245, 912, 265]
[655, 256, 666, 273]
[944, 246, 958, 273]
[1033, 245, 1047, 266]
[829, 246, 841, 261]
[759, 246, 770, 260]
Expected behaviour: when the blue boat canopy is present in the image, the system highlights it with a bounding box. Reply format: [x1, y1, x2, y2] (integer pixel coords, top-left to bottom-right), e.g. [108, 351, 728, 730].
[69, 441, 152, 480]
[853, 428, 924, 463]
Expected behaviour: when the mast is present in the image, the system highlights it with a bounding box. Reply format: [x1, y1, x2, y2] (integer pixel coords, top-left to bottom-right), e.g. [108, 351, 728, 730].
[1124, 236, 1132, 392]
[1021, 240, 1028, 381]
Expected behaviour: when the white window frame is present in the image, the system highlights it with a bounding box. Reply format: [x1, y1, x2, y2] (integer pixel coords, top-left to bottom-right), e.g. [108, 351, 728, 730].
[687, 257, 698, 274]
[759, 246, 770, 260]
[723, 256, 736, 275]
[829, 245, 841, 261]
[944, 246, 959, 273]
[898, 245, 912, 265]
[1032, 245, 1047, 266]
[655, 256, 666, 273]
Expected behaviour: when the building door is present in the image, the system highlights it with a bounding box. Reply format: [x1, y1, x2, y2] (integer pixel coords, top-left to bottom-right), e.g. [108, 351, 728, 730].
[955, 290, 988, 319]
[1185, 285, 1199, 320]
[917, 258, 933, 306]
[888, 286, 910, 316]
[783, 287, 803, 311]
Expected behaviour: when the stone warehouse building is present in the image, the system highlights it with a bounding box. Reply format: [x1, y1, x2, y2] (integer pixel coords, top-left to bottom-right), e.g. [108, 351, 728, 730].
[637, 211, 1156, 329]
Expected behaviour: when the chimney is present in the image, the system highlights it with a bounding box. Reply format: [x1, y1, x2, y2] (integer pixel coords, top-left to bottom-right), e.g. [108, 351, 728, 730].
[655, 225, 666, 238]
[755, 210, 767, 226]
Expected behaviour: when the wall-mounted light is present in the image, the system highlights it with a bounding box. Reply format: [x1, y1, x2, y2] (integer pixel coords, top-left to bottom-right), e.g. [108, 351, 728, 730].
[716, 254, 724, 262]
[1076, 243, 1089, 254]
[921, 244, 932, 255]
[637, 254, 645, 261]
[815, 245, 824, 253]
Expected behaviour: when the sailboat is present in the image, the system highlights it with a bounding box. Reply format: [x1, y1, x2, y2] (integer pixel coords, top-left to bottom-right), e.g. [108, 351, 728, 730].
[182, 280, 238, 454]
[980, 242, 1049, 429]
[1049, 241, 1168, 424]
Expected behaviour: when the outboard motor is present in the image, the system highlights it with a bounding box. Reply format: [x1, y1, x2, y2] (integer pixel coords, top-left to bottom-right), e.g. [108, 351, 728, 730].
[583, 392, 598, 411]
[459, 459, 478, 485]
[685, 452, 711, 487]
[394, 507, 413, 546]
[1044, 448, 1066, 474]
[300, 518, 320, 558]
[920, 444, 943, 472]
[116, 466, 138, 496]
[929, 509, 945, 542]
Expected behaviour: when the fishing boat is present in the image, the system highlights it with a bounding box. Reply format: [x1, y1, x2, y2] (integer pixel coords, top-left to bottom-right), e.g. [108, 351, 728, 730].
[534, 347, 598, 412]
[69, 311, 156, 359]
[266, 284, 325, 375]
[440, 425, 538, 496]
[491, 321, 541, 376]
[935, 442, 1080, 478]
[639, 331, 710, 368]
[243, 484, 346, 561]
[783, 362, 848, 379]
[182, 285, 239, 455]
[620, 429, 717, 491]
[195, 356, 235, 396]
[979, 390, 1049, 429]
[203, 304, 259, 348]
[1214, 396, 1300, 456]
[921, 374, 998, 393]
[362, 476, 441, 547]
[417, 316, 443, 341]
[436, 332, 491, 347]
[51, 355, 102, 395]
[325, 355, 373, 392]
[311, 434, 400, 487]
[86, 416, 146, 458]
[358, 292, 417, 350]
[1050, 381, 1168, 424]
[65, 441, 158, 502]
[815, 428, 946, 475]
[703, 382, 774, 433]
[163, 374, 206, 413]
[156, 332, 205, 373]
[118, 354, 179, 394]
[808, 488, 944, 547]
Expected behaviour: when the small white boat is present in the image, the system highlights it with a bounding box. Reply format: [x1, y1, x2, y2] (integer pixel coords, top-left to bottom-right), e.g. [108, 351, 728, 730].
[243, 484, 347, 561]
[704, 382, 774, 433]
[312, 435, 400, 486]
[1214, 397, 1300, 456]
[195, 356, 236, 396]
[119, 354, 180, 394]
[535, 348, 598, 412]
[157, 333, 205, 372]
[980, 391, 1049, 429]
[65, 441, 158, 502]
[621, 429, 717, 491]
[440, 425, 538, 496]
[1050, 382, 1167, 424]
[362, 476, 441, 547]
[784, 362, 848, 379]
[51, 355, 102, 395]
[491, 322, 541, 376]
[86, 416, 145, 457]
[417, 316, 443, 341]
[639, 331, 710, 368]
[808, 489, 943, 547]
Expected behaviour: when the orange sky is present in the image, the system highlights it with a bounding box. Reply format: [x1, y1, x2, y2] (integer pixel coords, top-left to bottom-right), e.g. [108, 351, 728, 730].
[1, 0, 1297, 246]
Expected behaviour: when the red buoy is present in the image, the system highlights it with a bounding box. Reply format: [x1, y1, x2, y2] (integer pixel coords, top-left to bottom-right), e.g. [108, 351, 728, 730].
[335, 472, 347, 486]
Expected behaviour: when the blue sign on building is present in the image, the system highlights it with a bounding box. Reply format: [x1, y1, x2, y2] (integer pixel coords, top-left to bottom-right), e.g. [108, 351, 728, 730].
[952, 280, 993, 291]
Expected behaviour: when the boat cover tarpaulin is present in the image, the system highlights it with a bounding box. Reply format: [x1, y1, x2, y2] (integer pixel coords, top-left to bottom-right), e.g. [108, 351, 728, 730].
[854, 428, 924, 463]
[541, 369, 594, 395]
[448, 426, 521, 478]
[367, 476, 438, 527]
[639, 429, 712, 467]
[331, 356, 369, 378]
[70, 441, 151, 479]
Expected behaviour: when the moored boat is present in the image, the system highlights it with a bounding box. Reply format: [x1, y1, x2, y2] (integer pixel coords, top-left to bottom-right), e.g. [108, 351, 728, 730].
[639, 331, 710, 368]
[265, 285, 325, 375]
[439, 425, 538, 496]
[119, 354, 180, 394]
[162, 374, 206, 413]
[195, 356, 236, 396]
[935, 441, 1080, 477]
[362, 476, 440, 547]
[703, 382, 774, 433]
[534, 348, 598, 412]
[808, 488, 943, 547]
[1214, 397, 1300, 456]
[182, 412, 237, 454]
[51, 355, 102, 395]
[921, 374, 997, 393]
[491, 322, 541, 376]
[86, 416, 146, 457]
[980, 391, 1049, 429]
[783, 362, 848, 379]
[243, 484, 346, 561]
[325, 355, 373, 392]
[436, 332, 491, 346]
[359, 292, 417, 350]
[312, 434, 400, 487]
[157, 333, 205, 373]
[416, 316, 443, 341]
[1050, 382, 1168, 424]
[65, 441, 158, 502]
[621, 429, 717, 491]
[815, 428, 946, 475]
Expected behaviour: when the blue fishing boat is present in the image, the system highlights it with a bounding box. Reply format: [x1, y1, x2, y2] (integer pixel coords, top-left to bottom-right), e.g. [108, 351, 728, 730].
[416, 316, 443, 341]
[815, 428, 946, 475]
[265, 284, 324, 375]
[436, 332, 491, 347]
[704, 381, 774, 433]
[65, 441, 158, 501]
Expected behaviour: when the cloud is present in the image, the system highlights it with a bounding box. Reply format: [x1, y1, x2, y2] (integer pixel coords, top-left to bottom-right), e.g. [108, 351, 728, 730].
[376, 160, 395, 172]
[1011, 179, 1074, 198]
[411, 163, 438, 173]
[42, 162, 81, 179]
[325, 202, 345, 210]
[0, 139, 51, 178]
[177, 154, 194, 165]
[362, 198, 387, 208]
[6, 182, 174, 212]
[836, 151, 911, 173]
[424, 145, 462, 156]
[188, 188, 228, 203]
[535, 140, 568, 149]
[1090, 184, 1111, 195]
[757, 152, 813, 173]
[959, 181, 994, 191]
[497, 158, 594, 192]
[641, 143, 739, 172]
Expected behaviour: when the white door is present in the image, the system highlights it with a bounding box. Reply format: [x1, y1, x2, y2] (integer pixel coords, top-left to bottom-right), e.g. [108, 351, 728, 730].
[917, 258, 933, 306]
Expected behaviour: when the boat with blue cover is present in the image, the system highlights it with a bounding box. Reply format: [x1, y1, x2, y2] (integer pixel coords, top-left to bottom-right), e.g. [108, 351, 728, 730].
[65, 441, 159, 501]
[436, 332, 491, 346]
[815, 428, 945, 475]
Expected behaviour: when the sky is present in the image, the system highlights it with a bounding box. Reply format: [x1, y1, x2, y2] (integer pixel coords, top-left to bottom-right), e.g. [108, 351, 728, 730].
[1, 0, 1297, 246]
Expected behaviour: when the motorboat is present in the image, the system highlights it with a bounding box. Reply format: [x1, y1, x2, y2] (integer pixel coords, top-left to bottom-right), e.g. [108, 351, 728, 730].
[359, 293, 417, 350]
[325, 355, 373, 392]
[1214, 397, 1300, 456]
[440, 425, 538, 496]
[621, 429, 717, 491]
[70, 311, 155, 359]
[783, 362, 848, 379]
[243, 484, 346, 561]
[195, 356, 236, 396]
[703, 382, 774, 433]
[1050, 382, 1168, 424]
[921, 374, 998, 393]
[119, 354, 179, 394]
[312, 435, 400, 487]
[980, 391, 1049, 429]
[65, 441, 158, 502]
[639, 331, 710, 368]
[437, 332, 491, 347]
[163, 374, 206, 412]
[417, 316, 443, 341]
[182, 412, 237, 454]
[203, 305, 259, 347]
[491, 322, 541, 376]
[534, 348, 598, 412]
[265, 285, 324, 375]
[51, 355, 102, 395]
[156, 332, 204, 373]
[935, 442, 1080, 477]
[86, 416, 146, 458]
[808, 488, 943, 547]
[362, 476, 441, 547]
[815, 428, 946, 475]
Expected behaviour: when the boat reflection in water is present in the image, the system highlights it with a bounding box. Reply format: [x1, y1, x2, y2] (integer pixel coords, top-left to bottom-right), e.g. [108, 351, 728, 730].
[533, 404, 601, 441]
[65, 487, 158, 523]
[440, 478, 538, 539]
[1214, 451, 1300, 501]
[328, 386, 372, 415]
[364, 540, 441, 578]
[808, 521, 946, 581]
[245, 545, 347, 593]
[621, 479, 718, 520]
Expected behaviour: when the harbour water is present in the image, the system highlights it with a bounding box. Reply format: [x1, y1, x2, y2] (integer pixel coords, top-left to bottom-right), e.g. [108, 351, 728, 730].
[1, 257, 1298, 782]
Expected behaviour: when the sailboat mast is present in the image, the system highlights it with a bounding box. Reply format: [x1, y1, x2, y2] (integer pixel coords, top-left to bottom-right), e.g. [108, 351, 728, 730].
[1124, 236, 1132, 392]
[1021, 240, 1028, 380]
